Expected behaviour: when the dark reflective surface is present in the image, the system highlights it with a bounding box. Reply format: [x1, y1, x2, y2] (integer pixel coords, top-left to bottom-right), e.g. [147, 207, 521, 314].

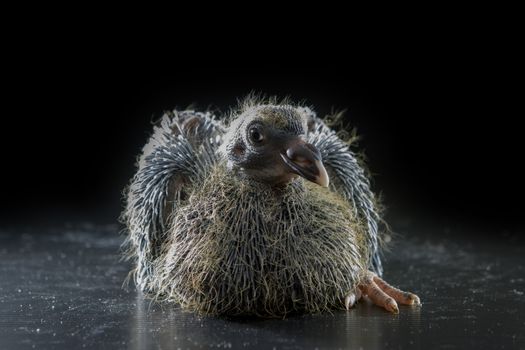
[0, 223, 523, 349]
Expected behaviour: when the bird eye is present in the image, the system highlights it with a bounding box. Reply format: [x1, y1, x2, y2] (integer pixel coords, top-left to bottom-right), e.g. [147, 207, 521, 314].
[249, 127, 264, 144]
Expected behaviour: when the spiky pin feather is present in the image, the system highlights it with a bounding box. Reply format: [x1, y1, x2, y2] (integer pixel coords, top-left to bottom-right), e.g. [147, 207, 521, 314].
[122, 97, 420, 317]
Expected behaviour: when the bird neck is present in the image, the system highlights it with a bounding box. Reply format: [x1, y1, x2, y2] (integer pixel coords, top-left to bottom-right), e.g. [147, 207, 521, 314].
[227, 166, 306, 196]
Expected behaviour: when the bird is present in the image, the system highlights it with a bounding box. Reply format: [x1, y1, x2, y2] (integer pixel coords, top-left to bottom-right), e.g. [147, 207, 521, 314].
[122, 96, 420, 317]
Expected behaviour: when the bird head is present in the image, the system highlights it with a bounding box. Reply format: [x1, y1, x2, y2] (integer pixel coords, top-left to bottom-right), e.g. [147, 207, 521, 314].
[220, 104, 329, 188]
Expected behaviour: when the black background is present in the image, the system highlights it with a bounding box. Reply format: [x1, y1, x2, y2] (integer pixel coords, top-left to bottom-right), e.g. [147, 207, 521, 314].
[1, 22, 521, 235]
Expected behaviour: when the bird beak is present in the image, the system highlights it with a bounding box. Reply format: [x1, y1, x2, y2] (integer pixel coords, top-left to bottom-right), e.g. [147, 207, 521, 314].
[280, 139, 330, 188]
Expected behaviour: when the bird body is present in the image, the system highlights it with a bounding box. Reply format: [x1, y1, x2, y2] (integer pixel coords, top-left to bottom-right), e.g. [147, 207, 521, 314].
[154, 164, 367, 316]
[123, 98, 419, 317]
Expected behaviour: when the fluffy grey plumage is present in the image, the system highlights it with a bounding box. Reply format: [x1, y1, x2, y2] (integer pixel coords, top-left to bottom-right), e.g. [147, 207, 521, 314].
[122, 97, 387, 316]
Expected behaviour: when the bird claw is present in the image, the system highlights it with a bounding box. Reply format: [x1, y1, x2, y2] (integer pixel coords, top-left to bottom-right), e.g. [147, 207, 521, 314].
[344, 288, 362, 310]
[344, 293, 356, 310]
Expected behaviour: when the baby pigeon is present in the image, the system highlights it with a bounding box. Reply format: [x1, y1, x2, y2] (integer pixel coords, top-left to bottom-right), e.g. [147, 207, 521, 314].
[122, 97, 420, 317]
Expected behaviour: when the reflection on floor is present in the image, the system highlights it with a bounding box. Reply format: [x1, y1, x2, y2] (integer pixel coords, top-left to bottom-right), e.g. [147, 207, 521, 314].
[0, 223, 523, 349]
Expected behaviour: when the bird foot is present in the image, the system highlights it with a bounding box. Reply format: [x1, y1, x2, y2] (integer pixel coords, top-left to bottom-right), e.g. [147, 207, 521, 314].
[345, 271, 421, 313]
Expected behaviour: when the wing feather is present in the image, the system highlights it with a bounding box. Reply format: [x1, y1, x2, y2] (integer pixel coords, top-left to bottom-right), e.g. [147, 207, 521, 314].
[306, 113, 384, 276]
[122, 110, 224, 290]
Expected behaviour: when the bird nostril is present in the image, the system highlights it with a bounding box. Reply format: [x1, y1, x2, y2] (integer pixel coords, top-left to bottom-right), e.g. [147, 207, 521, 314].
[285, 147, 314, 167]
[287, 150, 311, 165]
[294, 156, 312, 167]
[286, 148, 296, 159]
[286, 142, 321, 162]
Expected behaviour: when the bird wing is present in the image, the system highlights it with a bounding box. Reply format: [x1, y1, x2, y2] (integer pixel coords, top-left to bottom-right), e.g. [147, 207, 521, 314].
[122, 110, 225, 290]
[304, 108, 384, 276]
